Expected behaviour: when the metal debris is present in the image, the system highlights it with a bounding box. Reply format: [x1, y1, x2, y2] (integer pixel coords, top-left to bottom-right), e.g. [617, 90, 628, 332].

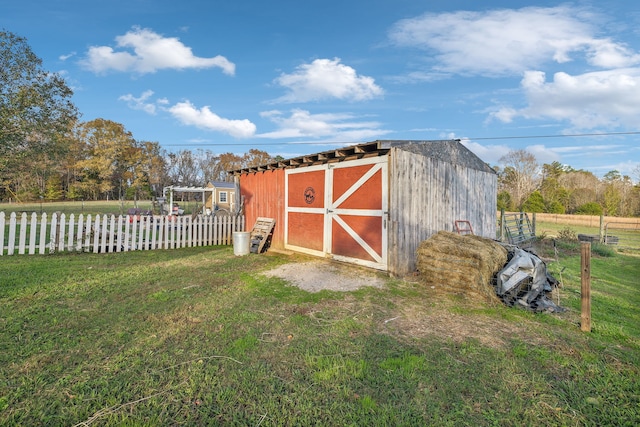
[496, 245, 565, 313]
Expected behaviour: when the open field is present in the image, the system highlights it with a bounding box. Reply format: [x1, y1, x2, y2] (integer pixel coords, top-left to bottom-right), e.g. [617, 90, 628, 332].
[1, 243, 638, 426]
[535, 220, 640, 254]
[0, 200, 204, 217]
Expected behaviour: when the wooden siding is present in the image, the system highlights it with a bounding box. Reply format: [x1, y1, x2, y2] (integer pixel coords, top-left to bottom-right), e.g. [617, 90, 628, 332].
[388, 148, 497, 276]
[238, 170, 286, 249]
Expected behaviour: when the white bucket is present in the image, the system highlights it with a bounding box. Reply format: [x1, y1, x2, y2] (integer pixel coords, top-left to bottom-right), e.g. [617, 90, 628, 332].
[233, 231, 251, 256]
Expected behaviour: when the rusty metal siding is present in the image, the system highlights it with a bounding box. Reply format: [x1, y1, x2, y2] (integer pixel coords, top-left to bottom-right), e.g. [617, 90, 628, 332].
[239, 169, 286, 249]
[388, 147, 497, 276]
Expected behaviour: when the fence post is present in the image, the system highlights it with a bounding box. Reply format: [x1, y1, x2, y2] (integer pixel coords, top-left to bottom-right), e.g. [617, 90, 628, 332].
[532, 212, 536, 237]
[581, 242, 591, 332]
[599, 215, 604, 243]
[499, 209, 505, 241]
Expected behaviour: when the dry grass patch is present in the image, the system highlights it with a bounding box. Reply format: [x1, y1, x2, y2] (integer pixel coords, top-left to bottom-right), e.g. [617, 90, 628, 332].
[385, 303, 522, 348]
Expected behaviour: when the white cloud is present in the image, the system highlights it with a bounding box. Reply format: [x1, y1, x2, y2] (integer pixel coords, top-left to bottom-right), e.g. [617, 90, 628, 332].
[59, 52, 76, 61]
[457, 138, 511, 165]
[80, 27, 235, 75]
[258, 109, 390, 141]
[457, 136, 558, 166]
[168, 101, 256, 138]
[119, 90, 158, 114]
[388, 6, 640, 77]
[525, 144, 561, 165]
[491, 68, 640, 129]
[589, 160, 640, 177]
[273, 58, 383, 103]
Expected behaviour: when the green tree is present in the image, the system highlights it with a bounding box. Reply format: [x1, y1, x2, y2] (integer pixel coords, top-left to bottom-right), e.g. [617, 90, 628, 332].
[497, 190, 513, 211]
[75, 119, 140, 200]
[542, 161, 568, 180]
[575, 202, 603, 216]
[522, 191, 545, 213]
[138, 140, 167, 198]
[44, 175, 63, 201]
[0, 30, 78, 173]
[601, 170, 630, 217]
[545, 200, 565, 214]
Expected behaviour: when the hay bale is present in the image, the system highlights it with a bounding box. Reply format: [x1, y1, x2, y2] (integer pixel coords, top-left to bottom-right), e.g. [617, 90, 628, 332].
[416, 231, 508, 303]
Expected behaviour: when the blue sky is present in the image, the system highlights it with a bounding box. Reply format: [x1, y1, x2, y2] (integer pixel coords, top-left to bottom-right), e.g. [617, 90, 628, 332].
[3, 0, 640, 179]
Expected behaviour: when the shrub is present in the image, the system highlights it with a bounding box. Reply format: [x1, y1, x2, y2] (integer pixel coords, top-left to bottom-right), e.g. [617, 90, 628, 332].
[497, 191, 512, 211]
[545, 200, 565, 214]
[592, 243, 616, 257]
[557, 226, 577, 241]
[522, 191, 544, 213]
[575, 202, 603, 216]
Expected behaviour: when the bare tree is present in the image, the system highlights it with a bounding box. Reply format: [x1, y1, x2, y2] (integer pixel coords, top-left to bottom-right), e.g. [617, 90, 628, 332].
[196, 149, 221, 184]
[633, 164, 640, 184]
[166, 150, 201, 187]
[498, 150, 541, 210]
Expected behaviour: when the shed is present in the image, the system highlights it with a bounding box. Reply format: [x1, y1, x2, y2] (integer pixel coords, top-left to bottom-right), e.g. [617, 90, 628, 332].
[205, 181, 238, 214]
[231, 140, 497, 277]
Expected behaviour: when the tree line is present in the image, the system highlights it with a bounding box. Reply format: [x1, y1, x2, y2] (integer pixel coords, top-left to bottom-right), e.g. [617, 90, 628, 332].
[2, 30, 639, 216]
[1, 115, 276, 202]
[1, 30, 277, 203]
[496, 150, 640, 217]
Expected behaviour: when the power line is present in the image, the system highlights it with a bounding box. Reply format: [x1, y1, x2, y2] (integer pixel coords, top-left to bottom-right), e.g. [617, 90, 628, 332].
[467, 131, 640, 141]
[161, 130, 640, 147]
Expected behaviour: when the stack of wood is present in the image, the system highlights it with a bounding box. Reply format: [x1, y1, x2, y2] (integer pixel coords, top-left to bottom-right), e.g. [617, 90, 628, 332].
[416, 231, 508, 303]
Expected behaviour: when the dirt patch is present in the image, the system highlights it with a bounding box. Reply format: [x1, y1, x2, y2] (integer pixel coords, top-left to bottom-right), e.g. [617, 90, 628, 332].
[262, 260, 387, 293]
[262, 257, 562, 351]
[383, 302, 527, 348]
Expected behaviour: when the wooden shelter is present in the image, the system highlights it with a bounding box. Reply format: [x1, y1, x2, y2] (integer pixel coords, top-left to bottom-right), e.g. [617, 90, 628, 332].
[230, 140, 497, 277]
[204, 181, 237, 214]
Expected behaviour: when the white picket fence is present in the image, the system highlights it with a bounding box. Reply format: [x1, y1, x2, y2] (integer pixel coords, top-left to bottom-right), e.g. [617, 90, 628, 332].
[0, 212, 245, 256]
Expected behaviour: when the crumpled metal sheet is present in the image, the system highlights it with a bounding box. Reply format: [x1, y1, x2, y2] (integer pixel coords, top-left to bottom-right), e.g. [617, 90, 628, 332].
[496, 246, 564, 312]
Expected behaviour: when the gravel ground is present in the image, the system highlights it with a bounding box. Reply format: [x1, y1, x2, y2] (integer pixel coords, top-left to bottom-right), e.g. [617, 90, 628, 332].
[262, 260, 388, 292]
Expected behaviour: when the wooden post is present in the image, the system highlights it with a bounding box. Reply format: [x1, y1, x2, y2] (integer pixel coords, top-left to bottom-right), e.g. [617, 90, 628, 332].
[599, 215, 604, 243]
[581, 242, 591, 332]
[532, 212, 536, 237]
[500, 209, 505, 241]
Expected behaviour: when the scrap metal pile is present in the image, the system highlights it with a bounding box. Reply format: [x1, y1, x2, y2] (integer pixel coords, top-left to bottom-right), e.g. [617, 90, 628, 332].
[416, 231, 564, 313]
[496, 245, 564, 313]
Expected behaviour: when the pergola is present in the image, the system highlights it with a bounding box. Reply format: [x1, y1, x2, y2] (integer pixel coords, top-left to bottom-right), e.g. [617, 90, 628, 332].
[161, 186, 214, 215]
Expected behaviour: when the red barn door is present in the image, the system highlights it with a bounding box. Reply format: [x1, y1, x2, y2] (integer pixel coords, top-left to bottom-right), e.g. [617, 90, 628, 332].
[285, 156, 388, 270]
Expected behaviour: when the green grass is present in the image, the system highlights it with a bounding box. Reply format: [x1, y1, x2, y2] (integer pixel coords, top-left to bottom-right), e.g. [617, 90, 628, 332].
[1, 246, 638, 426]
[0, 200, 156, 216]
[1, 199, 205, 216]
[535, 220, 640, 255]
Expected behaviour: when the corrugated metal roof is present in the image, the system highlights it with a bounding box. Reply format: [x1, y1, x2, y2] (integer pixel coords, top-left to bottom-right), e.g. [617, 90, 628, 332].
[229, 139, 494, 174]
[208, 181, 236, 188]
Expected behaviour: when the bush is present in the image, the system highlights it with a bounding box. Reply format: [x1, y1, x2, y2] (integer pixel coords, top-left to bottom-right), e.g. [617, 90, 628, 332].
[545, 200, 565, 214]
[522, 191, 544, 213]
[497, 191, 512, 211]
[575, 202, 603, 216]
[592, 243, 616, 257]
[557, 226, 577, 241]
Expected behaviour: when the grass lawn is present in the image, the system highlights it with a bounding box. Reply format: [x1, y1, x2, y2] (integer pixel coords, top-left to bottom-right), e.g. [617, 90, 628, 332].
[1, 200, 204, 217]
[0, 200, 157, 216]
[1, 243, 638, 426]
